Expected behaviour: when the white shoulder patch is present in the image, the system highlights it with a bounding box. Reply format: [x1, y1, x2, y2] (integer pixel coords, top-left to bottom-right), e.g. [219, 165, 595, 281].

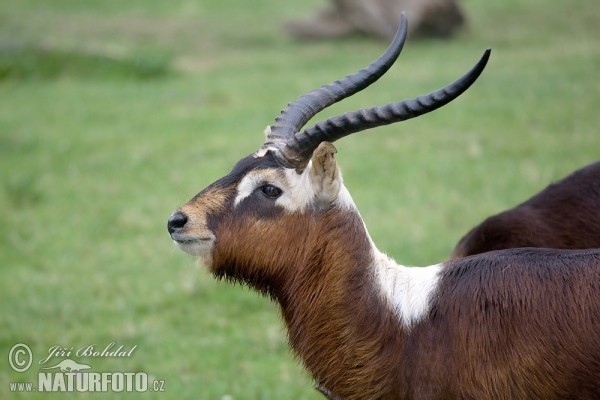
[373, 249, 442, 328]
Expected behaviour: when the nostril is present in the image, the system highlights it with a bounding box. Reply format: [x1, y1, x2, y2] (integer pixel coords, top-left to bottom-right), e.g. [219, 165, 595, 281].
[167, 212, 188, 235]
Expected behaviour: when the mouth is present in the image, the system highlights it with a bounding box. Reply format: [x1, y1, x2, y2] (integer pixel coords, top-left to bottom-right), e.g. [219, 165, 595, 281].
[170, 232, 213, 244]
[170, 233, 215, 257]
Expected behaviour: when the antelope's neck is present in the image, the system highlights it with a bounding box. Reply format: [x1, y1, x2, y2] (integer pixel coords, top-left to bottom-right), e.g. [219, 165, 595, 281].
[278, 205, 442, 397]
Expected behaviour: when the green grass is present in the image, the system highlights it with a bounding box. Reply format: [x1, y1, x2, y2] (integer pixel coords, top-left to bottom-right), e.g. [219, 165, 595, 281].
[0, 46, 171, 80]
[1, 0, 599, 398]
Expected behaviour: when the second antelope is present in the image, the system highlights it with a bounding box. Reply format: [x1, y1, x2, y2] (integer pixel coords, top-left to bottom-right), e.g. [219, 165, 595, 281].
[450, 160, 600, 259]
[168, 14, 600, 400]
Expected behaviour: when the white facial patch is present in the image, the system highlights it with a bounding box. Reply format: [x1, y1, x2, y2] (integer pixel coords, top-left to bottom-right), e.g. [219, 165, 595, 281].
[373, 247, 441, 328]
[234, 170, 270, 207]
[233, 162, 356, 213]
[277, 166, 321, 212]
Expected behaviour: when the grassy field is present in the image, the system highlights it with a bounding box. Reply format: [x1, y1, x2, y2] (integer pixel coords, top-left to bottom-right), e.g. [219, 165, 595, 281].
[1, 0, 599, 398]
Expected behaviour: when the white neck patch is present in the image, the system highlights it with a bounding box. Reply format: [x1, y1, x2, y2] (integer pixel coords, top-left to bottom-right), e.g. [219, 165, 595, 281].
[372, 247, 442, 328]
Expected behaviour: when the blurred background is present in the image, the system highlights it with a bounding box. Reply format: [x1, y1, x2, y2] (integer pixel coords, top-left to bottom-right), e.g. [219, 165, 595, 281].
[1, 0, 599, 398]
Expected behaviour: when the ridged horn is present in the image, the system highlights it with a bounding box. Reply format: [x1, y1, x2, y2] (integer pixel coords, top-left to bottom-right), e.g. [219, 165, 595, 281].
[262, 12, 409, 169]
[288, 48, 491, 166]
[262, 12, 491, 171]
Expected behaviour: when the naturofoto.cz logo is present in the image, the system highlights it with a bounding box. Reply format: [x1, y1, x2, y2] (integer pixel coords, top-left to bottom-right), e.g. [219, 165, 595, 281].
[8, 343, 165, 393]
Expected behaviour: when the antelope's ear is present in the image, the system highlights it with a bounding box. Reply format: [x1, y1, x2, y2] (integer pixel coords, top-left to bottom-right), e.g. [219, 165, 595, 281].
[309, 142, 342, 208]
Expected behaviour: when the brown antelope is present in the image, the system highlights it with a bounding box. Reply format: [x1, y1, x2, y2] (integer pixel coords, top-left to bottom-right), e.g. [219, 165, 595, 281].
[450, 160, 600, 259]
[168, 14, 600, 399]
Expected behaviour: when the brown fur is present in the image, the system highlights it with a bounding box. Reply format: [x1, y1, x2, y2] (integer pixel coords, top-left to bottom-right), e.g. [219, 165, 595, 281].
[179, 187, 228, 230]
[451, 161, 600, 259]
[212, 199, 410, 398]
[413, 249, 600, 399]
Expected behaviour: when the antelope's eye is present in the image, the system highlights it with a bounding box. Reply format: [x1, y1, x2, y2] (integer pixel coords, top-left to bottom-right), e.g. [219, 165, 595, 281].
[260, 185, 282, 198]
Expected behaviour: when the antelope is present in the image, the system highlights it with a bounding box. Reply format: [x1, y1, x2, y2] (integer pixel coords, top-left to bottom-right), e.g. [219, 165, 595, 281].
[450, 160, 600, 259]
[168, 14, 600, 399]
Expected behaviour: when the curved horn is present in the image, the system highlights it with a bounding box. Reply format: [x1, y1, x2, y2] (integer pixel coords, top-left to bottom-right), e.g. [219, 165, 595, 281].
[263, 12, 409, 169]
[287, 48, 492, 165]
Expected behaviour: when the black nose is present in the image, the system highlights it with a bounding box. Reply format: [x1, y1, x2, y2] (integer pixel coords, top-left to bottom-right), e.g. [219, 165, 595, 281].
[167, 212, 188, 235]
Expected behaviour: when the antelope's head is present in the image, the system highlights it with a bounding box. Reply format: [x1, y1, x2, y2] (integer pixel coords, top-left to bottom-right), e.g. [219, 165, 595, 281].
[167, 14, 490, 293]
